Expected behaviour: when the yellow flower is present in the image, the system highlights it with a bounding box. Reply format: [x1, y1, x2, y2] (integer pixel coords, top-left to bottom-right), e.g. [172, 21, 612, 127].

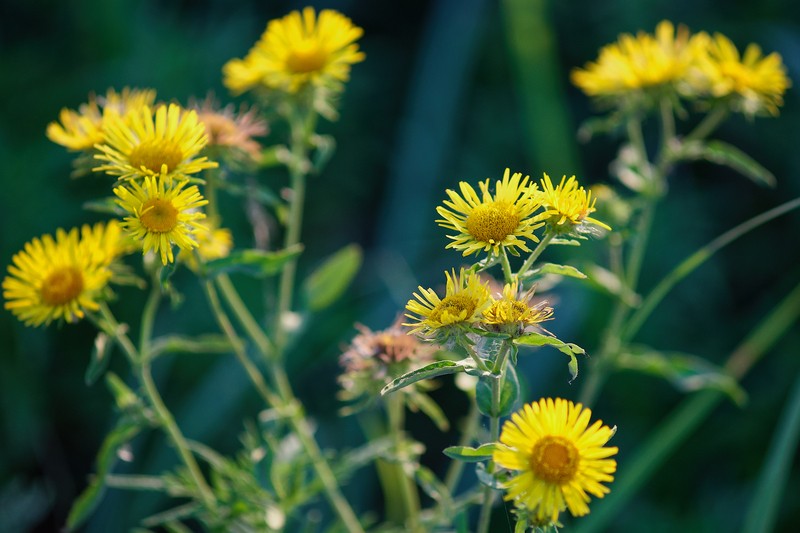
[46, 87, 157, 151]
[2, 225, 119, 327]
[405, 268, 491, 338]
[223, 6, 365, 95]
[483, 282, 553, 335]
[693, 33, 790, 116]
[571, 21, 707, 98]
[114, 176, 208, 265]
[493, 398, 618, 524]
[536, 174, 610, 234]
[437, 169, 544, 257]
[94, 103, 218, 181]
[179, 219, 233, 271]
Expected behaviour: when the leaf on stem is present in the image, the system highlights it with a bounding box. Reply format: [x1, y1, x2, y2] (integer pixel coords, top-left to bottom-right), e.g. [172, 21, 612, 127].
[520, 262, 588, 281]
[443, 443, 498, 463]
[515, 332, 585, 382]
[476, 365, 520, 417]
[301, 244, 362, 311]
[204, 245, 303, 278]
[381, 359, 478, 395]
[583, 263, 641, 307]
[616, 346, 747, 404]
[678, 140, 776, 188]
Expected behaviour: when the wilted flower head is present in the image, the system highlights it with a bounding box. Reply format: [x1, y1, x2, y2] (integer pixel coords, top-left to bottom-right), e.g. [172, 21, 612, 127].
[482, 282, 554, 336]
[190, 95, 269, 164]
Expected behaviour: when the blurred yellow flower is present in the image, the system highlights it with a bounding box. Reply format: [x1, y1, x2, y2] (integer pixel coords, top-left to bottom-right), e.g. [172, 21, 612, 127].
[223, 6, 365, 95]
[94, 103, 217, 181]
[437, 169, 544, 257]
[482, 282, 553, 334]
[571, 21, 707, 98]
[114, 176, 208, 265]
[2, 225, 119, 326]
[494, 398, 618, 524]
[536, 174, 610, 234]
[46, 87, 157, 151]
[179, 219, 233, 271]
[405, 268, 491, 338]
[694, 33, 790, 116]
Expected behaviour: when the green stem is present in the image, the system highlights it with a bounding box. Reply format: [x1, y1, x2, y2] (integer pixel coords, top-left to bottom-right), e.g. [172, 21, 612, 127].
[576, 278, 800, 533]
[684, 105, 730, 143]
[271, 365, 365, 533]
[500, 248, 514, 284]
[387, 394, 421, 532]
[139, 362, 217, 510]
[658, 97, 675, 154]
[216, 274, 274, 359]
[444, 397, 481, 492]
[96, 304, 139, 365]
[139, 271, 162, 360]
[457, 336, 491, 373]
[623, 196, 800, 343]
[518, 231, 555, 276]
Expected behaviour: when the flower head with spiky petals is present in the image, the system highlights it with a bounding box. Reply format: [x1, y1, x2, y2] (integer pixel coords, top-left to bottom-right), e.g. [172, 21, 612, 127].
[114, 176, 208, 265]
[535, 174, 610, 235]
[494, 398, 618, 525]
[482, 282, 554, 336]
[94, 103, 217, 181]
[223, 7, 364, 95]
[405, 268, 491, 340]
[437, 169, 545, 257]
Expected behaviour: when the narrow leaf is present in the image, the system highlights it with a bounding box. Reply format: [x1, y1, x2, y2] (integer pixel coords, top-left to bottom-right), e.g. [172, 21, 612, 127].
[204, 245, 303, 278]
[680, 140, 776, 187]
[583, 263, 641, 306]
[381, 359, 476, 395]
[443, 443, 498, 463]
[406, 390, 450, 431]
[522, 262, 587, 281]
[105, 372, 139, 411]
[85, 331, 112, 386]
[148, 334, 232, 359]
[616, 346, 746, 404]
[415, 465, 454, 515]
[302, 244, 362, 311]
[516, 332, 584, 382]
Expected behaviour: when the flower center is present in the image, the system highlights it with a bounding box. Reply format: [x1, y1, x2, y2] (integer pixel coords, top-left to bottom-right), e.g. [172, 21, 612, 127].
[529, 435, 579, 485]
[140, 199, 179, 233]
[128, 139, 185, 175]
[429, 294, 476, 326]
[286, 41, 328, 74]
[40, 267, 84, 306]
[465, 202, 520, 244]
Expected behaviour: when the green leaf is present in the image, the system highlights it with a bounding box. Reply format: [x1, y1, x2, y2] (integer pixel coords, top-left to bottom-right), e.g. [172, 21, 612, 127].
[65, 419, 143, 531]
[443, 443, 498, 463]
[521, 262, 587, 281]
[302, 244, 362, 311]
[475, 462, 505, 489]
[679, 140, 776, 187]
[515, 332, 585, 382]
[550, 237, 583, 246]
[159, 260, 177, 290]
[381, 359, 476, 395]
[204, 245, 303, 278]
[616, 346, 747, 404]
[85, 331, 112, 386]
[148, 334, 233, 359]
[476, 365, 520, 417]
[415, 466, 454, 515]
[406, 390, 450, 431]
[105, 372, 139, 412]
[583, 263, 641, 307]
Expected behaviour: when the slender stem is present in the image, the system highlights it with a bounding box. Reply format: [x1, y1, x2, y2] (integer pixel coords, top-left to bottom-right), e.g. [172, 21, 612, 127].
[444, 397, 481, 492]
[500, 248, 514, 284]
[387, 394, 421, 532]
[97, 303, 139, 365]
[216, 274, 274, 359]
[623, 196, 800, 343]
[518, 231, 555, 276]
[202, 280, 280, 407]
[140, 360, 216, 510]
[457, 336, 491, 373]
[139, 272, 162, 360]
[271, 365, 365, 533]
[658, 97, 675, 153]
[684, 105, 730, 143]
[626, 114, 648, 164]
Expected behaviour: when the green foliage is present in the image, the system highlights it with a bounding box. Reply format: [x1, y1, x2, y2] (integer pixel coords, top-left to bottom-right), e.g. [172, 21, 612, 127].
[204, 246, 303, 278]
[301, 244, 362, 311]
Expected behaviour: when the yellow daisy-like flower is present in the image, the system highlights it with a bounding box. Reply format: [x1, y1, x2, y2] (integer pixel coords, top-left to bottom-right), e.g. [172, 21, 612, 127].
[2, 226, 116, 327]
[437, 169, 544, 257]
[536, 174, 610, 234]
[493, 398, 618, 524]
[114, 176, 208, 265]
[483, 282, 553, 335]
[223, 6, 365, 95]
[693, 33, 790, 116]
[178, 219, 233, 272]
[571, 21, 708, 98]
[405, 268, 491, 338]
[94, 103, 218, 181]
[46, 87, 157, 152]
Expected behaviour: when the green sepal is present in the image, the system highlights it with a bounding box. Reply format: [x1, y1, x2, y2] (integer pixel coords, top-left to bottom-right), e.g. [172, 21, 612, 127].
[443, 443, 498, 463]
[515, 332, 585, 382]
[679, 139, 776, 187]
[616, 345, 747, 404]
[381, 359, 477, 395]
[85, 331, 112, 386]
[476, 365, 520, 417]
[301, 244, 362, 311]
[204, 245, 303, 278]
[65, 418, 143, 531]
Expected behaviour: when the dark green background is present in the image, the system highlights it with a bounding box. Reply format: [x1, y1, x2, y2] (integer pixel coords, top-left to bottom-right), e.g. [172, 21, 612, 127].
[1, 0, 799, 531]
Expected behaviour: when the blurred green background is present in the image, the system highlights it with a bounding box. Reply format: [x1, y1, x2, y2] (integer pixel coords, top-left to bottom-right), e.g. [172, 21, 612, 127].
[1, 0, 799, 531]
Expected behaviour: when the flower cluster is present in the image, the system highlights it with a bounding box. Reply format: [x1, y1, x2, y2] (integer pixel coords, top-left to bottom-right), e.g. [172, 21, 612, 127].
[571, 20, 790, 116]
[437, 168, 609, 259]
